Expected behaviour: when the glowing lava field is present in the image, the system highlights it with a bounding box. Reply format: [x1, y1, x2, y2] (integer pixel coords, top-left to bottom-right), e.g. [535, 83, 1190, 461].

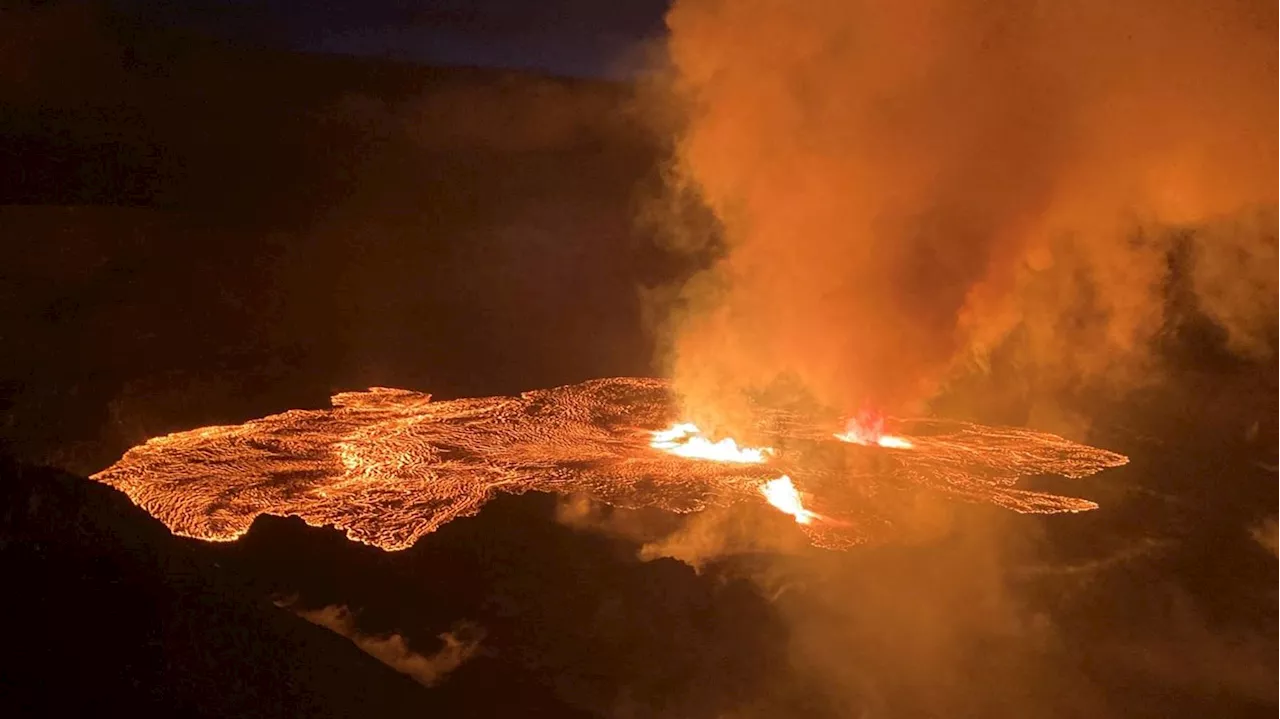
[93, 377, 1128, 551]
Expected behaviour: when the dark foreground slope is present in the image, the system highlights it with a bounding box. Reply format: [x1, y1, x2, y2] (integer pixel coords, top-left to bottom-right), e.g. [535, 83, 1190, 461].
[0, 455, 430, 717]
[0, 445, 799, 718]
[0, 450, 610, 717]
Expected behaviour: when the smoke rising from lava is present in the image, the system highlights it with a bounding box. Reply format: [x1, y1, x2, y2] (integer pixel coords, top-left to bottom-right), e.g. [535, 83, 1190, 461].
[652, 0, 1277, 426]
[277, 600, 483, 687]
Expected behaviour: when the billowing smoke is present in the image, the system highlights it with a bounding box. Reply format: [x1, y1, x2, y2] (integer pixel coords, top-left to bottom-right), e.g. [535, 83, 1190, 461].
[654, 0, 1277, 426]
[1251, 516, 1278, 556]
[277, 600, 483, 687]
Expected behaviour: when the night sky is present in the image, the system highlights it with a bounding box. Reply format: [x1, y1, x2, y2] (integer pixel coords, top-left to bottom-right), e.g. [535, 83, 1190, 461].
[111, 0, 671, 77]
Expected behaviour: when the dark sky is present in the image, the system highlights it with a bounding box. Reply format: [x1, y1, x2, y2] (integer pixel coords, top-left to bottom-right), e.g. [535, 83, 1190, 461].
[111, 0, 671, 77]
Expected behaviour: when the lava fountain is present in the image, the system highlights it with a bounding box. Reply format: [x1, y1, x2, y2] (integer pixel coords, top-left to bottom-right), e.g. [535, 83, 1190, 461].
[760, 476, 819, 525]
[91, 377, 1128, 551]
[835, 410, 914, 449]
[649, 422, 773, 463]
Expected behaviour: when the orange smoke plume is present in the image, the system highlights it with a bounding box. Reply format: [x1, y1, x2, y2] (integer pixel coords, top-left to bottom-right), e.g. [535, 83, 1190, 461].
[656, 0, 1277, 423]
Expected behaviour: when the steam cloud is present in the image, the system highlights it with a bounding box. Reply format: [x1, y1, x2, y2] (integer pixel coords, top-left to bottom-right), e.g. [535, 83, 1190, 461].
[654, 0, 1277, 424]
[278, 600, 483, 687]
[1251, 516, 1278, 556]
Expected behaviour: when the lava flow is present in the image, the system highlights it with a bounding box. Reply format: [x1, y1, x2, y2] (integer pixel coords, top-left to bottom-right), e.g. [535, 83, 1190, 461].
[648, 424, 813, 524]
[91, 377, 1128, 551]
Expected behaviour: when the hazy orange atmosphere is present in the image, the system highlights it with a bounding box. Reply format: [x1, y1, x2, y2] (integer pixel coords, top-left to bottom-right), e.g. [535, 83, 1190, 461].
[658, 0, 1276, 427]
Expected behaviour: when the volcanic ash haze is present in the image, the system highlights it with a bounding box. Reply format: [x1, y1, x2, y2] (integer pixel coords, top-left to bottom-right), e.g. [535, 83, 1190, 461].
[656, 0, 1278, 425]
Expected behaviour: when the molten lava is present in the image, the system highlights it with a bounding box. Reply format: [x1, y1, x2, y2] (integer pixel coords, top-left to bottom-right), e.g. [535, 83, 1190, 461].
[834, 410, 914, 449]
[91, 377, 1128, 552]
[761, 476, 818, 525]
[650, 423, 772, 463]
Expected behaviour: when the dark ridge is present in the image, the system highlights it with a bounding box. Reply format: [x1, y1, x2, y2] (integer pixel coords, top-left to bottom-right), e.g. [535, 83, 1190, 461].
[1, 11, 674, 468]
[0, 18, 647, 213]
[0, 452, 596, 717]
[214, 492, 795, 718]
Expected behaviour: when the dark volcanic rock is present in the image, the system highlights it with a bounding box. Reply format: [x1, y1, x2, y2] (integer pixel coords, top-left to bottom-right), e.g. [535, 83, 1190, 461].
[0, 451, 595, 718]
